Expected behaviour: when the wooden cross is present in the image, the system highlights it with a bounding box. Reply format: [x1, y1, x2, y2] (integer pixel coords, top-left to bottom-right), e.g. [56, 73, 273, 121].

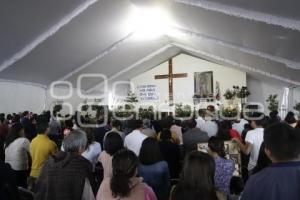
[155, 58, 188, 105]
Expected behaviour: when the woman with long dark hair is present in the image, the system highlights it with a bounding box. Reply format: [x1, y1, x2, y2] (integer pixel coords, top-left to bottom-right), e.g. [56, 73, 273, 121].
[81, 128, 101, 171]
[159, 129, 181, 179]
[5, 123, 30, 187]
[99, 131, 123, 178]
[96, 149, 157, 200]
[139, 137, 170, 200]
[171, 151, 218, 200]
[208, 137, 235, 197]
[217, 121, 241, 141]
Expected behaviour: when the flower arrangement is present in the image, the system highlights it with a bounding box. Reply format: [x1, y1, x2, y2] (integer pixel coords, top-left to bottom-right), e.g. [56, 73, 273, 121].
[266, 94, 279, 112]
[175, 103, 193, 118]
[112, 105, 133, 119]
[221, 106, 238, 118]
[81, 104, 89, 112]
[138, 106, 155, 119]
[223, 89, 236, 100]
[91, 105, 107, 119]
[124, 91, 138, 103]
[234, 86, 250, 99]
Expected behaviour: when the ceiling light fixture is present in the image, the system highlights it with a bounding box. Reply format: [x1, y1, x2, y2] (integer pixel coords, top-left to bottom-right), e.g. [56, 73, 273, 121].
[126, 6, 178, 40]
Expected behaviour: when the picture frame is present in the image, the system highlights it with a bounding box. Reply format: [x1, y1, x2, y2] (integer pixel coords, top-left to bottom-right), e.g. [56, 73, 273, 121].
[194, 71, 214, 98]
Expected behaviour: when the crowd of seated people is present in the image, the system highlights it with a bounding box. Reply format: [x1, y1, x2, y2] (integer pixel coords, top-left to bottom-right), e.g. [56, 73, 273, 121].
[0, 108, 299, 200]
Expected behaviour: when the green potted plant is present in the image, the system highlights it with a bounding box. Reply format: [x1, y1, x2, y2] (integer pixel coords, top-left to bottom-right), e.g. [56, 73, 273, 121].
[223, 89, 236, 100]
[223, 89, 236, 106]
[53, 104, 62, 113]
[234, 86, 250, 102]
[294, 102, 300, 118]
[266, 94, 279, 112]
[112, 92, 138, 120]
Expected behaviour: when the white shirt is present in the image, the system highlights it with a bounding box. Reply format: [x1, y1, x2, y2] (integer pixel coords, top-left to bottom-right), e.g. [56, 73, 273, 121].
[5, 138, 30, 171]
[82, 178, 95, 200]
[196, 117, 205, 129]
[82, 142, 101, 171]
[141, 128, 156, 138]
[196, 117, 218, 137]
[124, 130, 147, 156]
[245, 128, 264, 170]
[232, 119, 248, 135]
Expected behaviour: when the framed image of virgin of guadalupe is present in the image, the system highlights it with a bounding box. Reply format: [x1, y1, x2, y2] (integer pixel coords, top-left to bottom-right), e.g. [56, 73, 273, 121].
[194, 71, 213, 98]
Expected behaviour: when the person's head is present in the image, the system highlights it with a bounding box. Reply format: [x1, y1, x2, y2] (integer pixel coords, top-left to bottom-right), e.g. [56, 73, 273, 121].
[284, 111, 297, 126]
[139, 137, 163, 165]
[174, 119, 182, 126]
[12, 114, 20, 123]
[151, 120, 162, 133]
[230, 176, 244, 195]
[160, 129, 172, 141]
[264, 123, 300, 163]
[30, 114, 37, 124]
[133, 120, 143, 130]
[0, 113, 5, 123]
[62, 129, 87, 154]
[261, 116, 271, 128]
[6, 114, 12, 121]
[82, 128, 94, 148]
[250, 112, 264, 129]
[22, 111, 29, 118]
[161, 116, 173, 129]
[217, 120, 231, 141]
[110, 149, 139, 198]
[269, 110, 280, 122]
[36, 115, 50, 135]
[181, 151, 215, 186]
[187, 118, 197, 129]
[104, 132, 123, 156]
[5, 123, 24, 148]
[111, 119, 122, 130]
[142, 119, 151, 129]
[173, 151, 216, 200]
[65, 118, 74, 129]
[208, 136, 226, 158]
[45, 111, 51, 119]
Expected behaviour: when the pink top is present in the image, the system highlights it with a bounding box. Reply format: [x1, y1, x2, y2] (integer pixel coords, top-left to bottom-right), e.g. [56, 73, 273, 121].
[99, 151, 113, 179]
[96, 177, 157, 200]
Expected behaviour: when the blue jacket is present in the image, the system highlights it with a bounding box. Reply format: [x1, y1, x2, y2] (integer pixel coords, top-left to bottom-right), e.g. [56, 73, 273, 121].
[241, 161, 300, 200]
[139, 161, 170, 199]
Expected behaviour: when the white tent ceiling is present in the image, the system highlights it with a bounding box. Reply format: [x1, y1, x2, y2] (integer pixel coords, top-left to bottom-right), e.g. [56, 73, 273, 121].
[0, 0, 299, 93]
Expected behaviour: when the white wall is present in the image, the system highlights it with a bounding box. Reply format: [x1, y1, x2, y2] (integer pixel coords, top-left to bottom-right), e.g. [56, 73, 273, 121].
[0, 81, 46, 114]
[45, 87, 84, 116]
[45, 83, 131, 115]
[246, 75, 297, 114]
[131, 54, 247, 105]
[292, 87, 300, 104]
